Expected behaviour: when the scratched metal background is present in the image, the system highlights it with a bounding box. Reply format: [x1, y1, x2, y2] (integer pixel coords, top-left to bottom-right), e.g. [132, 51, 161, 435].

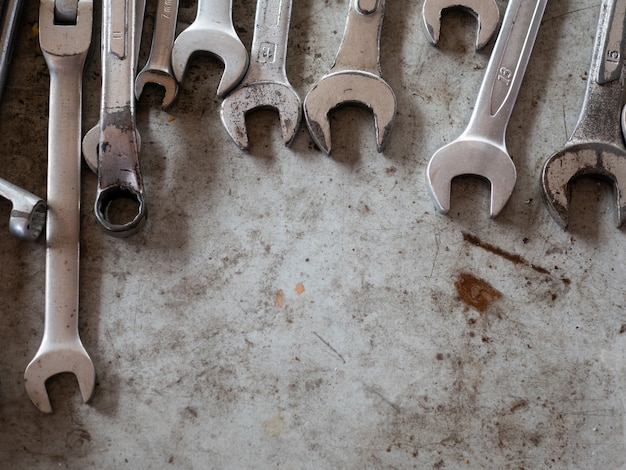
[1, 0, 625, 468]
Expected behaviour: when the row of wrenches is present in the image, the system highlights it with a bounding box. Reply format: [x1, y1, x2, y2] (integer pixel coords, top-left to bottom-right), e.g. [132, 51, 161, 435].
[0, 0, 624, 412]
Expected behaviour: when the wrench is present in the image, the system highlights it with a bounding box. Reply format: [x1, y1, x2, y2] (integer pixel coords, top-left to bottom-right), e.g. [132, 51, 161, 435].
[422, 0, 500, 50]
[0, 178, 45, 240]
[171, 0, 248, 98]
[0, 0, 25, 98]
[92, 0, 147, 237]
[135, 0, 179, 108]
[543, 0, 626, 228]
[220, 0, 301, 150]
[426, 0, 547, 217]
[24, 0, 95, 413]
[303, 0, 396, 155]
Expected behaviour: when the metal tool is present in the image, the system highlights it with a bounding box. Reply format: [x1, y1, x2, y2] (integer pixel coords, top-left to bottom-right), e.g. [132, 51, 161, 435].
[543, 0, 626, 228]
[0, 178, 45, 240]
[422, 0, 500, 50]
[135, 0, 179, 108]
[220, 0, 300, 150]
[171, 0, 248, 98]
[89, 0, 147, 237]
[303, 0, 396, 155]
[0, 0, 26, 98]
[426, 0, 547, 217]
[24, 0, 95, 414]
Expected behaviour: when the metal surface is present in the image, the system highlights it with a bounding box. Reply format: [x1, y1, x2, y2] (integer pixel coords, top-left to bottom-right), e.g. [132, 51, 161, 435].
[422, 0, 500, 50]
[426, 0, 547, 217]
[1, 0, 626, 467]
[303, 0, 396, 155]
[23, 0, 94, 414]
[171, 0, 248, 97]
[542, 0, 626, 229]
[0, 177, 44, 240]
[0, 0, 24, 99]
[135, 0, 179, 108]
[220, 0, 300, 150]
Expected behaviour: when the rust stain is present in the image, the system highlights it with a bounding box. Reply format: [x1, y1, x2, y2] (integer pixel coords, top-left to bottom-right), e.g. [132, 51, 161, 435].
[462, 232, 550, 275]
[275, 290, 284, 308]
[295, 283, 305, 295]
[455, 273, 502, 313]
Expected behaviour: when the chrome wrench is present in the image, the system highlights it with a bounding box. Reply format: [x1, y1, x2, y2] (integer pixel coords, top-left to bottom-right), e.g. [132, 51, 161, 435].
[24, 0, 95, 413]
[426, 0, 548, 217]
[0, 177, 45, 240]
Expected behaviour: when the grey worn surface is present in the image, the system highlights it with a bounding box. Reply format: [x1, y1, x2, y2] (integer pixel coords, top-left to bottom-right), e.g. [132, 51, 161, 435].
[1, 0, 625, 468]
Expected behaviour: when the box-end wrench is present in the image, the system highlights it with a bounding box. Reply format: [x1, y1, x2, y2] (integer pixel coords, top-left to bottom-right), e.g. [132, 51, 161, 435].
[171, 0, 248, 98]
[135, 0, 179, 108]
[303, 0, 396, 155]
[0, 178, 45, 240]
[542, 0, 626, 229]
[426, 0, 547, 217]
[220, 0, 301, 150]
[422, 0, 500, 50]
[24, 0, 94, 414]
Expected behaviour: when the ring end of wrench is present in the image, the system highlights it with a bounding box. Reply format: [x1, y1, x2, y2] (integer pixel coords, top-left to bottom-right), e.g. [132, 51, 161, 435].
[9, 199, 46, 241]
[95, 185, 147, 238]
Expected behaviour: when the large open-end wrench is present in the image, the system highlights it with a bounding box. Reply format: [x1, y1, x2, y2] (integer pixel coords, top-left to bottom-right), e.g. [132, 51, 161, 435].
[303, 0, 396, 155]
[24, 0, 95, 414]
[422, 0, 500, 50]
[220, 0, 301, 150]
[171, 0, 248, 98]
[0, 178, 45, 240]
[135, 0, 179, 108]
[542, 0, 626, 228]
[426, 0, 547, 217]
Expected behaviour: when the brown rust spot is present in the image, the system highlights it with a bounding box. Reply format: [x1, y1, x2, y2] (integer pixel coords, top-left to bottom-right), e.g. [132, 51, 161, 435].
[454, 273, 502, 313]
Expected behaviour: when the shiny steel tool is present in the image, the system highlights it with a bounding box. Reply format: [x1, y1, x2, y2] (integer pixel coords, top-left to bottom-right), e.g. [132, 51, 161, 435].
[135, 0, 179, 108]
[422, 0, 500, 50]
[24, 0, 95, 414]
[542, 0, 626, 228]
[0, 178, 45, 240]
[0, 0, 26, 97]
[303, 0, 396, 155]
[426, 0, 547, 217]
[89, 0, 146, 236]
[220, 0, 300, 149]
[171, 0, 248, 97]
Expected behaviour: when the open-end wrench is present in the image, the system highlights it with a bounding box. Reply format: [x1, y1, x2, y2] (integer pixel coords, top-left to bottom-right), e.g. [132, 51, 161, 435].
[171, 0, 248, 98]
[422, 0, 500, 50]
[426, 0, 547, 217]
[92, 0, 147, 237]
[24, 0, 95, 413]
[303, 0, 396, 155]
[135, 0, 179, 108]
[543, 0, 626, 229]
[220, 0, 300, 150]
[0, 178, 45, 240]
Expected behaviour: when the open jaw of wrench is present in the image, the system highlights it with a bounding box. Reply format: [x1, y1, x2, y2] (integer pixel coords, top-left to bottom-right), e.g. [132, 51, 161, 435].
[0, 178, 45, 241]
[24, 0, 95, 413]
[93, 0, 147, 237]
[422, 0, 500, 50]
[171, 0, 248, 98]
[303, 0, 396, 155]
[426, 0, 547, 217]
[135, 0, 179, 108]
[542, 0, 626, 229]
[220, 0, 301, 150]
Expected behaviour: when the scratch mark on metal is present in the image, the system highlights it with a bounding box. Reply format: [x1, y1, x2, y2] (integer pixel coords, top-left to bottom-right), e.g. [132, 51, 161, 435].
[313, 332, 346, 364]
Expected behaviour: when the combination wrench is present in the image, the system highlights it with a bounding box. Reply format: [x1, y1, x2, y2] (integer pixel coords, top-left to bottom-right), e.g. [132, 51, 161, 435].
[220, 0, 301, 150]
[0, 178, 45, 240]
[24, 0, 95, 413]
[542, 0, 626, 228]
[426, 0, 547, 217]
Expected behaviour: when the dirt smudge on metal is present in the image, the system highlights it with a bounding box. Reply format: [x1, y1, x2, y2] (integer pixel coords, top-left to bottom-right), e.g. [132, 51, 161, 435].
[454, 273, 502, 313]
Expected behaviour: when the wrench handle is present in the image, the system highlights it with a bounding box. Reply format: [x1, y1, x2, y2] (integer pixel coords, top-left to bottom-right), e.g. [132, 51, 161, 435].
[143, 0, 179, 73]
[247, 0, 292, 80]
[196, 0, 235, 32]
[465, 0, 547, 144]
[0, 0, 24, 100]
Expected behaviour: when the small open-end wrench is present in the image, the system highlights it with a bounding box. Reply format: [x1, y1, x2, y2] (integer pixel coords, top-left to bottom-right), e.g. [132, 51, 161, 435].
[543, 0, 626, 229]
[426, 0, 547, 217]
[220, 0, 301, 150]
[171, 0, 248, 98]
[92, 0, 147, 237]
[422, 0, 500, 50]
[24, 0, 95, 413]
[303, 0, 396, 156]
[135, 0, 179, 108]
[0, 178, 45, 240]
